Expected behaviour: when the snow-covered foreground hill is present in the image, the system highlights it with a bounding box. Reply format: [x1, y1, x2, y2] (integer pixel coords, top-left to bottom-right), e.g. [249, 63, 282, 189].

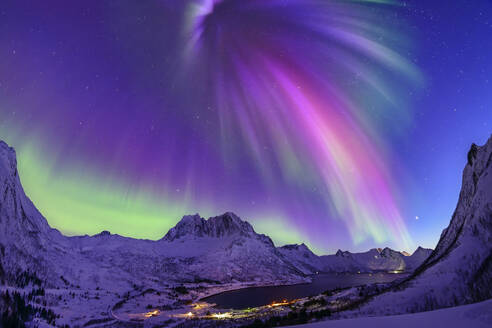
[294, 298, 492, 328]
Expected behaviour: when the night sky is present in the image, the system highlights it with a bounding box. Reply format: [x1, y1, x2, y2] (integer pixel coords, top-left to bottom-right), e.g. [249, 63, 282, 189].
[1, 0, 491, 253]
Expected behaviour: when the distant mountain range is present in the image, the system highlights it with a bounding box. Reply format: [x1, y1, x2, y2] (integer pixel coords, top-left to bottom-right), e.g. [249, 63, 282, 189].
[0, 140, 430, 293]
[278, 243, 432, 275]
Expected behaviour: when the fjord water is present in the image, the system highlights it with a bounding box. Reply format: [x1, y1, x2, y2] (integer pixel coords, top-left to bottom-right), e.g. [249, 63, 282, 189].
[204, 273, 407, 310]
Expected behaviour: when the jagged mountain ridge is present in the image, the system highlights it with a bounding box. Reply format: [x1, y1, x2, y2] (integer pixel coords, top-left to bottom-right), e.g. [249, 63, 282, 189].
[162, 212, 265, 241]
[359, 135, 492, 314]
[323, 247, 433, 273]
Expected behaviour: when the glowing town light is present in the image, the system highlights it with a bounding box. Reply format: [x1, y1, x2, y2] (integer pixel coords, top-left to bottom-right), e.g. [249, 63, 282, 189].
[192, 303, 208, 310]
[212, 312, 232, 319]
[267, 300, 292, 308]
[144, 310, 159, 318]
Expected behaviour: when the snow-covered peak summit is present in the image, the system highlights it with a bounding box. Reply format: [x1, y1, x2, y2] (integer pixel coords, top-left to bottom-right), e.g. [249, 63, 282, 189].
[93, 230, 112, 237]
[162, 212, 256, 241]
[207, 212, 255, 236]
[280, 243, 310, 252]
[411, 246, 431, 256]
[277, 243, 323, 275]
[335, 249, 351, 257]
[380, 247, 400, 258]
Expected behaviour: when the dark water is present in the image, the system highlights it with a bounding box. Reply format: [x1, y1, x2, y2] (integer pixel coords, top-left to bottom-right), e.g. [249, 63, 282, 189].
[203, 272, 406, 309]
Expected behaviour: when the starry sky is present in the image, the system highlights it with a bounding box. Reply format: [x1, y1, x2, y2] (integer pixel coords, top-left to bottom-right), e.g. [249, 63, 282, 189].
[0, 0, 491, 254]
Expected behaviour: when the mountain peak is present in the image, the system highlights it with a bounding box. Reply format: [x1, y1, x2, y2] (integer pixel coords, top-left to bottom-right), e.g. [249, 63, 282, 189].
[0, 141, 17, 179]
[335, 249, 352, 257]
[162, 212, 255, 241]
[179, 213, 204, 225]
[466, 134, 491, 166]
[409, 246, 432, 259]
[380, 247, 395, 256]
[94, 230, 112, 237]
[280, 243, 308, 250]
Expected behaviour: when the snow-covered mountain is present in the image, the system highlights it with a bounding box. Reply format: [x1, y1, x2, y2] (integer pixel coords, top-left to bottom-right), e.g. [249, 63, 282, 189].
[64, 213, 306, 287]
[277, 243, 326, 275]
[404, 246, 434, 271]
[360, 135, 492, 313]
[157, 212, 306, 283]
[0, 141, 69, 284]
[0, 140, 306, 290]
[322, 248, 406, 273]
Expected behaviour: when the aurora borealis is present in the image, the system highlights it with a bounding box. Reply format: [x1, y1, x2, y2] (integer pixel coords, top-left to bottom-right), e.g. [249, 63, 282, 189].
[1, 0, 491, 253]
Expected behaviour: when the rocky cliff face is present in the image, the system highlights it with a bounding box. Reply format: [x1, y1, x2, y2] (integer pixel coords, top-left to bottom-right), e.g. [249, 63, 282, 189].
[0, 141, 67, 284]
[162, 212, 258, 241]
[0, 141, 53, 239]
[361, 135, 492, 313]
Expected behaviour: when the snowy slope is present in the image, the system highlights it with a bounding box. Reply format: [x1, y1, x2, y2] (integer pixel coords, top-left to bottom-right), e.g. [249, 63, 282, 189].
[277, 244, 326, 275]
[294, 298, 492, 328]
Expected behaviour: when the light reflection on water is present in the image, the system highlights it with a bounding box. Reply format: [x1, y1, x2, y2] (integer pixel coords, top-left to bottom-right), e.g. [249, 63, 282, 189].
[203, 272, 407, 310]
